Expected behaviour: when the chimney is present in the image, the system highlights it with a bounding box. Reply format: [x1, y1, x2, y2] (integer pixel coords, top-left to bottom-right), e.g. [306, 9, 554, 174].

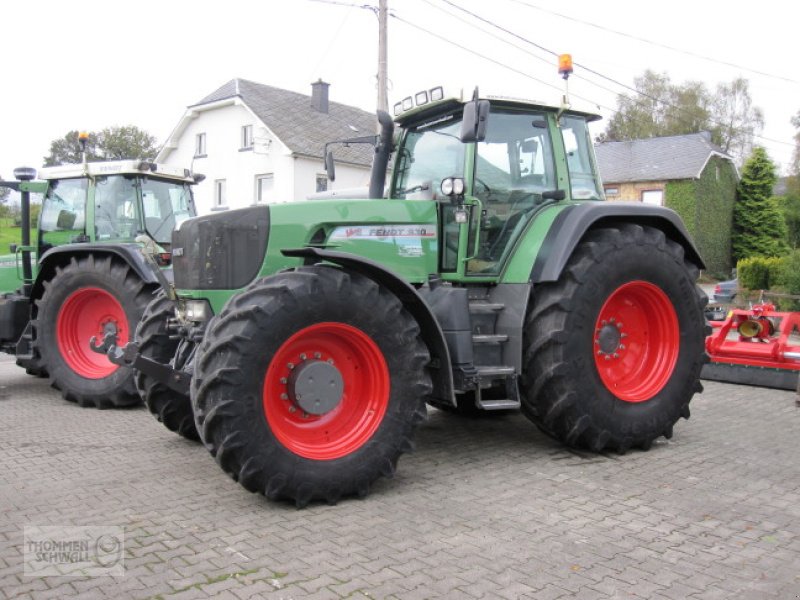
[311, 79, 330, 114]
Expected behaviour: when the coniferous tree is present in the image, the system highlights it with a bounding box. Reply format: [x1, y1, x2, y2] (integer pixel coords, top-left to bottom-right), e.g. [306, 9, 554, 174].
[732, 147, 788, 261]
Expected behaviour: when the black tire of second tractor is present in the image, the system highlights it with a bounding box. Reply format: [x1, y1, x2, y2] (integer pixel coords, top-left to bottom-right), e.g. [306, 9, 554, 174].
[33, 254, 156, 408]
[135, 291, 200, 441]
[520, 223, 708, 452]
[191, 265, 432, 507]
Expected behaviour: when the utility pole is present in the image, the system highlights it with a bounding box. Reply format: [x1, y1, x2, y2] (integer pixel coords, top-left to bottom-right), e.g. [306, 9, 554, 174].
[377, 0, 388, 115]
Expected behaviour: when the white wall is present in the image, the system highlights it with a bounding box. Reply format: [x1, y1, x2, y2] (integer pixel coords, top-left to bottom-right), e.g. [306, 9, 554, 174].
[161, 100, 371, 214]
[293, 156, 370, 201]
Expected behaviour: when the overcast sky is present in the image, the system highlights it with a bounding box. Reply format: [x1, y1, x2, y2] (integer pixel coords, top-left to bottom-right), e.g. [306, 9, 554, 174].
[1, 0, 797, 181]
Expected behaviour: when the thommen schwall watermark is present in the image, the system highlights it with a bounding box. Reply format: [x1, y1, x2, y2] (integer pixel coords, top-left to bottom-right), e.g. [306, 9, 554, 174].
[24, 526, 124, 576]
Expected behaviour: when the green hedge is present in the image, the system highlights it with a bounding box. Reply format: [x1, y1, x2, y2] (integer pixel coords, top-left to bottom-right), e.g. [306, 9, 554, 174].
[665, 156, 737, 278]
[736, 256, 785, 290]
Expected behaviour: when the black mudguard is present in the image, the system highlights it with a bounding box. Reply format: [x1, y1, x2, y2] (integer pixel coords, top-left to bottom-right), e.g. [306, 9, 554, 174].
[530, 202, 705, 284]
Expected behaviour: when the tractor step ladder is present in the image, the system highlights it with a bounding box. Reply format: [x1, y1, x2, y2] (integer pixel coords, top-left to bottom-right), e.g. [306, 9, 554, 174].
[469, 298, 520, 410]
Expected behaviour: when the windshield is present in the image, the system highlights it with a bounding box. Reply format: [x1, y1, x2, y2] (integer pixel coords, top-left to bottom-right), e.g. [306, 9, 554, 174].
[394, 114, 464, 200]
[561, 116, 603, 200]
[140, 178, 194, 245]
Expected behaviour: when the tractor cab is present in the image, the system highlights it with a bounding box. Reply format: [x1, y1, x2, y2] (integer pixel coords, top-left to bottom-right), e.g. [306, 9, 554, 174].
[36, 161, 198, 258]
[390, 92, 603, 277]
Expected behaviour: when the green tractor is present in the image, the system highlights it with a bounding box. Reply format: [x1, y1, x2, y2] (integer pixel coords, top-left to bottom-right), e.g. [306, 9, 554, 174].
[108, 88, 707, 506]
[0, 160, 199, 407]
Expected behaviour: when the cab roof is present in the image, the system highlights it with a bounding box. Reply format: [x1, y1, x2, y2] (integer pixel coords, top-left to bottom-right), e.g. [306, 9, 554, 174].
[394, 95, 601, 128]
[37, 160, 197, 183]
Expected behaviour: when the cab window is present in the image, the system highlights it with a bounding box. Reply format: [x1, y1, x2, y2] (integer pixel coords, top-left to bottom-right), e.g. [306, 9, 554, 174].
[40, 178, 87, 249]
[394, 115, 464, 201]
[561, 116, 603, 200]
[94, 175, 140, 240]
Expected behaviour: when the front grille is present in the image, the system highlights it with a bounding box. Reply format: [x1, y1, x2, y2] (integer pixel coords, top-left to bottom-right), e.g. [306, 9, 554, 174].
[172, 206, 270, 290]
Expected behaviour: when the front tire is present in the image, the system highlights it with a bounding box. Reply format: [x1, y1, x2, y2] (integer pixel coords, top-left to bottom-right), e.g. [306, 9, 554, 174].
[192, 266, 431, 507]
[34, 255, 156, 408]
[135, 291, 200, 441]
[520, 224, 707, 452]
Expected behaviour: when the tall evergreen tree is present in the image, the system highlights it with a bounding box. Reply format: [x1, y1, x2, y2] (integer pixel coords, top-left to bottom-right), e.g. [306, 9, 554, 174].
[732, 147, 788, 261]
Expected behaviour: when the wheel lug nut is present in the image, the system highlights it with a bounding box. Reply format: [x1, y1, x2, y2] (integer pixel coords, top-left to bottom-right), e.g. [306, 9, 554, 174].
[280, 377, 287, 385]
[617, 322, 623, 329]
[288, 405, 296, 413]
[300, 353, 307, 361]
[327, 359, 334, 365]
[314, 352, 322, 359]
[619, 344, 626, 350]
[287, 362, 295, 370]
[280, 393, 288, 400]
[604, 355, 611, 361]
[613, 353, 619, 358]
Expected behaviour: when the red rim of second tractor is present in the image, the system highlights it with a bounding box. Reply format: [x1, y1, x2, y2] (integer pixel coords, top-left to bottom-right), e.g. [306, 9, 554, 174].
[263, 322, 390, 460]
[593, 281, 680, 402]
[56, 287, 126, 379]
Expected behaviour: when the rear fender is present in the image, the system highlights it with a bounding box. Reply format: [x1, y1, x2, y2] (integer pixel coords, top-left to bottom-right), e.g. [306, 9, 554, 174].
[32, 244, 160, 309]
[530, 202, 704, 283]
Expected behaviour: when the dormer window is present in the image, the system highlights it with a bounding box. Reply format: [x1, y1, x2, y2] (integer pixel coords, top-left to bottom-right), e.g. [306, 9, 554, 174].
[241, 125, 253, 150]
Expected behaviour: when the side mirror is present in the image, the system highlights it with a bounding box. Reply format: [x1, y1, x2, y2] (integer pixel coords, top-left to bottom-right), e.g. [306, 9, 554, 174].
[460, 100, 490, 143]
[324, 151, 336, 182]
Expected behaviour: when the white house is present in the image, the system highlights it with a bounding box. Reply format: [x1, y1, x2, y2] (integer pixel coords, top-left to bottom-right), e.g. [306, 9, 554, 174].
[157, 79, 376, 214]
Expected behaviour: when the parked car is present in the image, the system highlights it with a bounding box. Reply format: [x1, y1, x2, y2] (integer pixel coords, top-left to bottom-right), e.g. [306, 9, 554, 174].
[712, 278, 738, 304]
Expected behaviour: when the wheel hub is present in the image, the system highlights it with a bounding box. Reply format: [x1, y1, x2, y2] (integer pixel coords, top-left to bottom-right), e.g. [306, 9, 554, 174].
[595, 319, 626, 358]
[287, 359, 344, 415]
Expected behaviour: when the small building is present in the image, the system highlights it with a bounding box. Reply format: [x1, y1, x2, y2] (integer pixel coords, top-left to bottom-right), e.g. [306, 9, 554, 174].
[595, 132, 739, 276]
[157, 79, 376, 214]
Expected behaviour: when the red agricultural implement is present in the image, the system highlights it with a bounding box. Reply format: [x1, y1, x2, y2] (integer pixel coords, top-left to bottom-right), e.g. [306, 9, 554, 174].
[702, 303, 800, 390]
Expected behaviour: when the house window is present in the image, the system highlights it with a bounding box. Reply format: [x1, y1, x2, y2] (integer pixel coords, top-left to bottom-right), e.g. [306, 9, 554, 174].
[604, 187, 619, 196]
[195, 133, 207, 157]
[241, 125, 253, 150]
[316, 174, 328, 193]
[641, 189, 663, 206]
[255, 174, 274, 203]
[214, 179, 226, 207]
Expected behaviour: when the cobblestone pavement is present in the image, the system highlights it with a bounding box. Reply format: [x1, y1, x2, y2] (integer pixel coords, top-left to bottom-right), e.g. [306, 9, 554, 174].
[1, 354, 799, 599]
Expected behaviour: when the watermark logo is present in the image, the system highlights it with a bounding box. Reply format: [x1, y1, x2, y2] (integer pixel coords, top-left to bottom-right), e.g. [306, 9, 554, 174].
[24, 526, 124, 577]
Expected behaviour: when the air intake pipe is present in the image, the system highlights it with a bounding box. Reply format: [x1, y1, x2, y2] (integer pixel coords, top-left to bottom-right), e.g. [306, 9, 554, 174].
[369, 110, 394, 200]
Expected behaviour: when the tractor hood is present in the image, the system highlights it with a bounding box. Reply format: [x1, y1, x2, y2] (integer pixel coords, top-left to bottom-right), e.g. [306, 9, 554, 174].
[172, 206, 270, 290]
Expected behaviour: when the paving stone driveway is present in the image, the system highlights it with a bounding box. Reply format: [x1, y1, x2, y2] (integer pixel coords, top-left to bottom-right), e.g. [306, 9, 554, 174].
[1, 354, 799, 599]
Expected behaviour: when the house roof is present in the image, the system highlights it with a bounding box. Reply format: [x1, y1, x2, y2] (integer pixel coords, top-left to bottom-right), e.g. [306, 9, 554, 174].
[193, 78, 376, 167]
[594, 132, 734, 183]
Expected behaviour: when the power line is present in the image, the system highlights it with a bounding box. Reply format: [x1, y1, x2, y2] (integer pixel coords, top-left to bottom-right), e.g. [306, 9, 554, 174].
[433, 0, 794, 149]
[506, 0, 800, 86]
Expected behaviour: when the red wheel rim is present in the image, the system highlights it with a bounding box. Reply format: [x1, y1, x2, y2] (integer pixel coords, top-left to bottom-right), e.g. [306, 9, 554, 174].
[593, 281, 679, 402]
[56, 287, 127, 379]
[263, 322, 389, 460]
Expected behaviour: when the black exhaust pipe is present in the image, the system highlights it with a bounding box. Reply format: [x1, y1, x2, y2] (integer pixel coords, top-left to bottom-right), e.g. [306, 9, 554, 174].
[13, 167, 37, 290]
[369, 110, 394, 200]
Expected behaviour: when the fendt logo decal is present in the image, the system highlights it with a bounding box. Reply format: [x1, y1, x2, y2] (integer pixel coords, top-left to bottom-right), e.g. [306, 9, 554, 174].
[330, 226, 435, 241]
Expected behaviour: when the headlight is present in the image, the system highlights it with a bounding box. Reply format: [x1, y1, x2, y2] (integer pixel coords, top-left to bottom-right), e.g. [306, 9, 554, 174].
[181, 299, 212, 322]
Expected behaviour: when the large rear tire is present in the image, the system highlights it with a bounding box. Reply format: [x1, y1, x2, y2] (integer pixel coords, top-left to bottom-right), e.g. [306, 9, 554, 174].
[192, 266, 431, 507]
[135, 291, 200, 441]
[34, 255, 156, 408]
[520, 224, 707, 452]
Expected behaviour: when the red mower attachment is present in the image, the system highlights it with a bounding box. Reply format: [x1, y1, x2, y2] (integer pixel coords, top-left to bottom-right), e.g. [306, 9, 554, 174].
[702, 304, 800, 390]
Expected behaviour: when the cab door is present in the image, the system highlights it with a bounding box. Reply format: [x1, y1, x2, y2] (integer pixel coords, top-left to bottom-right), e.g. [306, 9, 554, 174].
[465, 110, 557, 276]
